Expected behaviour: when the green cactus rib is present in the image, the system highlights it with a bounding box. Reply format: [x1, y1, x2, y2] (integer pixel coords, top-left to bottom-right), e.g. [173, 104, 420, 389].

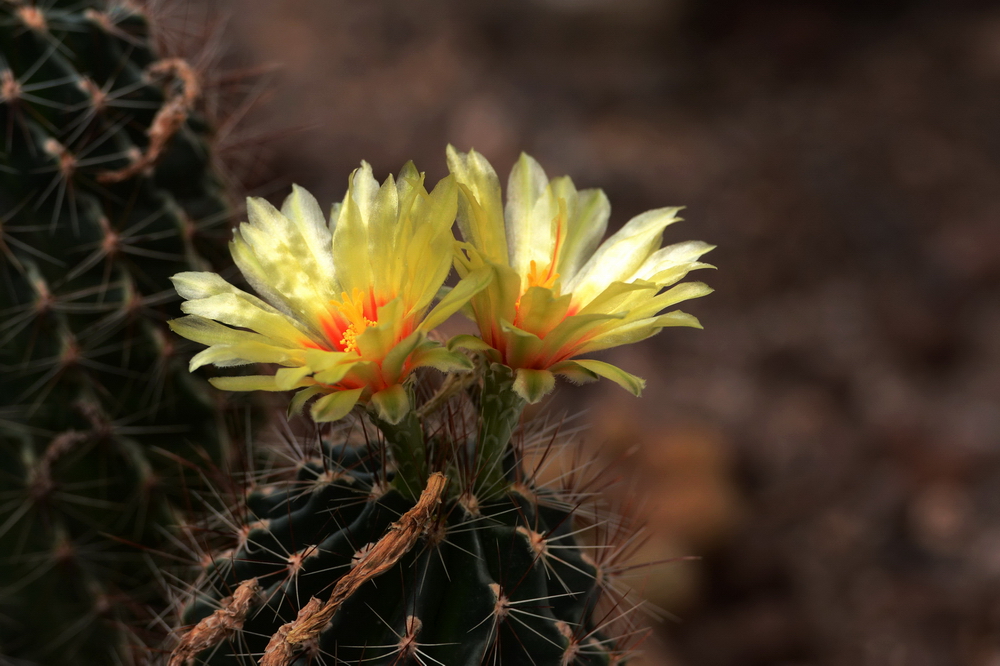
[0, 1, 237, 663]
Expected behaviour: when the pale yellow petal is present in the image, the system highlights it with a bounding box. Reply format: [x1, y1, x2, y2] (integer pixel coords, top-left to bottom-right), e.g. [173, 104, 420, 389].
[381, 331, 424, 384]
[575, 310, 702, 354]
[169, 315, 272, 348]
[506, 153, 554, 275]
[233, 196, 338, 327]
[275, 366, 313, 390]
[280, 185, 336, 278]
[370, 384, 410, 425]
[190, 342, 305, 371]
[209, 375, 283, 391]
[313, 360, 357, 386]
[304, 349, 356, 372]
[563, 207, 683, 307]
[631, 240, 715, 282]
[348, 161, 380, 225]
[409, 345, 474, 373]
[369, 174, 400, 301]
[289, 386, 325, 416]
[180, 292, 310, 347]
[549, 360, 599, 385]
[513, 368, 556, 404]
[515, 286, 571, 338]
[499, 321, 544, 369]
[447, 145, 508, 265]
[575, 281, 657, 317]
[572, 359, 645, 396]
[171, 271, 233, 300]
[331, 177, 373, 296]
[554, 182, 610, 281]
[355, 298, 403, 361]
[626, 281, 714, 321]
[312, 388, 364, 423]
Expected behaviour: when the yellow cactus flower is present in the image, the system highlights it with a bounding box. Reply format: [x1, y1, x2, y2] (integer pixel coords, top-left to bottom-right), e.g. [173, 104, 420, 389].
[169, 162, 491, 424]
[446, 146, 713, 403]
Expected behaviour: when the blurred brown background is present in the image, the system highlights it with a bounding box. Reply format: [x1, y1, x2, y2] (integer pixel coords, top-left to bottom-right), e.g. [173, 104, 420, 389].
[217, 0, 1000, 664]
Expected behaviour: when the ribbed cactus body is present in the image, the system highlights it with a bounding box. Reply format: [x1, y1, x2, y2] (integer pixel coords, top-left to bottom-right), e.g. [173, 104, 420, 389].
[181, 433, 619, 666]
[0, 1, 234, 662]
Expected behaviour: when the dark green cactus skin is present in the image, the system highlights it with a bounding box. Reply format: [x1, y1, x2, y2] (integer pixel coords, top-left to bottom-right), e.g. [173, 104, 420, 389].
[0, 1, 235, 662]
[184, 437, 618, 666]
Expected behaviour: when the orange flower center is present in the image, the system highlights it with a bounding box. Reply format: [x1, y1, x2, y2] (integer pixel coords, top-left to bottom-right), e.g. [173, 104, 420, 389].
[330, 289, 375, 354]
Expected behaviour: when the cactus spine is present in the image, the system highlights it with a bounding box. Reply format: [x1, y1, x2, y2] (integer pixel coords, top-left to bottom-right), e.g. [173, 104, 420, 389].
[0, 1, 238, 662]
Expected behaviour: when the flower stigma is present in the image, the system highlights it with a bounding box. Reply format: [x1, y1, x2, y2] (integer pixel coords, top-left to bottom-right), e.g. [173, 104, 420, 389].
[525, 260, 559, 291]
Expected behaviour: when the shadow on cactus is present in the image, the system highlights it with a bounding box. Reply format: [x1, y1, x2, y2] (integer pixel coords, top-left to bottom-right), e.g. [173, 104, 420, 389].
[166, 151, 712, 665]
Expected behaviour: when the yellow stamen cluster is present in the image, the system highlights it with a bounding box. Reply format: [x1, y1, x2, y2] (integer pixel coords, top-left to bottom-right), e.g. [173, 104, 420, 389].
[525, 260, 559, 291]
[331, 289, 375, 354]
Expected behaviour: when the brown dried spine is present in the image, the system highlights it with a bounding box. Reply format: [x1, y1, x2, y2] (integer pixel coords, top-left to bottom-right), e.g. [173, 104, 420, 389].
[97, 58, 201, 184]
[259, 472, 448, 666]
[168, 578, 260, 666]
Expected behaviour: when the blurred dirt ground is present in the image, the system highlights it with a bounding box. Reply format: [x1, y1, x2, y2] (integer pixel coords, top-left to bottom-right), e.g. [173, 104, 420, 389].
[216, 1, 1000, 664]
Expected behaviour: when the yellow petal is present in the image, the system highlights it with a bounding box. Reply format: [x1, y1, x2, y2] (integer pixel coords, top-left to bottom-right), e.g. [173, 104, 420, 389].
[369, 173, 400, 301]
[209, 375, 283, 391]
[506, 153, 555, 277]
[171, 271, 234, 300]
[631, 240, 715, 282]
[572, 359, 645, 396]
[539, 312, 624, 361]
[499, 321, 544, 369]
[467, 262, 520, 339]
[627, 281, 714, 321]
[515, 286, 571, 338]
[190, 342, 304, 371]
[549, 360, 600, 385]
[370, 384, 410, 424]
[409, 344, 474, 372]
[288, 385, 325, 416]
[311, 388, 364, 423]
[180, 292, 311, 348]
[234, 195, 337, 325]
[554, 182, 610, 281]
[304, 349, 356, 371]
[275, 366, 313, 390]
[575, 281, 658, 317]
[563, 207, 683, 307]
[513, 368, 556, 404]
[447, 334, 494, 352]
[169, 315, 271, 348]
[575, 310, 702, 354]
[313, 366, 355, 386]
[381, 331, 424, 383]
[447, 145, 508, 265]
[332, 170, 373, 297]
[355, 298, 403, 361]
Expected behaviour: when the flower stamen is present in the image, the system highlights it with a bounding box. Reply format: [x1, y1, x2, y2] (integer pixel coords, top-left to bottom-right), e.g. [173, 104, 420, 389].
[515, 260, 561, 312]
[331, 289, 375, 354]
[525, 260, 559, 291]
